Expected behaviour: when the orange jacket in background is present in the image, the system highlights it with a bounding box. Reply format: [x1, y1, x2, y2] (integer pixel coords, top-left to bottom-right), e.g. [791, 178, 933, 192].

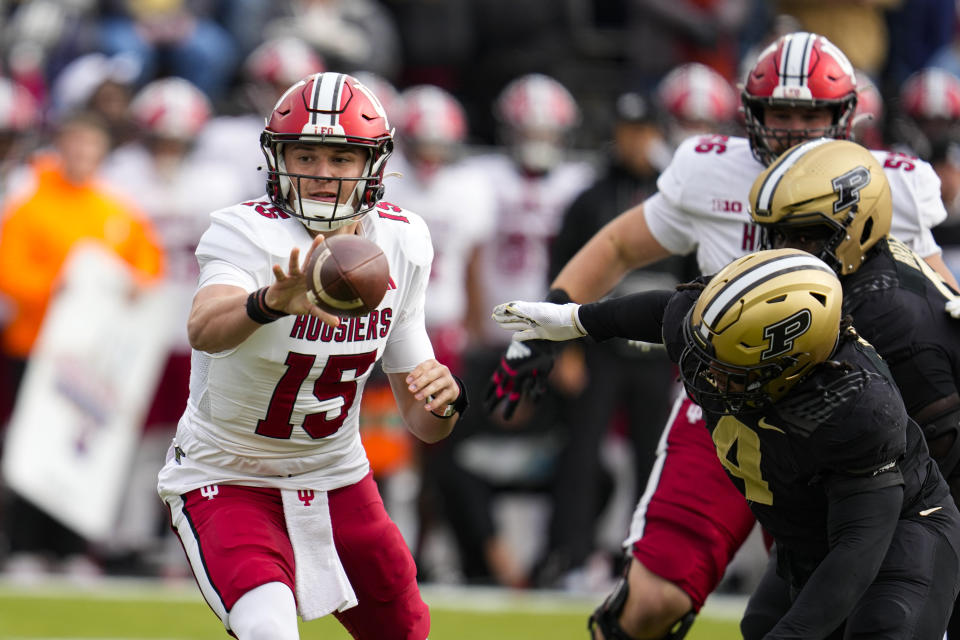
[0, 155, 165, 358]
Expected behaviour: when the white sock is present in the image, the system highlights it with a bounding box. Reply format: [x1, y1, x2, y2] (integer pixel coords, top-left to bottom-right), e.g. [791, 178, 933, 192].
[228, 581, 299, 640]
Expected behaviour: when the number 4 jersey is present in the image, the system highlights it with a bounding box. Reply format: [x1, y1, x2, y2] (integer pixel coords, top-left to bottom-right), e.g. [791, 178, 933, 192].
[158, 198, 435, 495]
[644, 135, 947, 276]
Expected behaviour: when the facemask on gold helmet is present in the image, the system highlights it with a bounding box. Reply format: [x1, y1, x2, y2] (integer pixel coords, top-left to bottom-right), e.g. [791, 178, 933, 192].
[680, 249, 843, 414]
[749, 138, 892, 275]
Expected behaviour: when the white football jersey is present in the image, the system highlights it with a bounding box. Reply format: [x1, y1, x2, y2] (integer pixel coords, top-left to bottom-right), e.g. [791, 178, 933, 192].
[466, 153, 595, 345]
[158, 198, 435, 495]
[385, 158, 496, 328]
[645, 135, 947, 275]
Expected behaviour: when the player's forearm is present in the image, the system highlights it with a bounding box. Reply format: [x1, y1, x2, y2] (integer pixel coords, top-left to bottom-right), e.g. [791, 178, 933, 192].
[577, 290, 673, 343]
[388, 367, 461, 444]
[923, 252, 960, 291]
[552, 204, 669, 302]
[187, 285, 261, 353]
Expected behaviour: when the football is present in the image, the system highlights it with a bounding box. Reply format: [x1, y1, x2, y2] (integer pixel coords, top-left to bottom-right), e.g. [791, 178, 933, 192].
[304, 234, 390, 317]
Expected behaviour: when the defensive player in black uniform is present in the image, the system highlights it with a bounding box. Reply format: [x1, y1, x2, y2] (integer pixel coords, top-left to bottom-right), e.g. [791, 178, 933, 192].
[748, 138, 960, 638]
[491, 248, 960, 639]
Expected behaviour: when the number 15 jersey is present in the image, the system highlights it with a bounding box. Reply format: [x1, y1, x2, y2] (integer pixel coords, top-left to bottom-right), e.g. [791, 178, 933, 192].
[158, 198, 435, 496]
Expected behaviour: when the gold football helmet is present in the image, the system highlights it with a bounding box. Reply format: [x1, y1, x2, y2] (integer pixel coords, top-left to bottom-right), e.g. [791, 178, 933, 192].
[680, 249, 843, 414]
[749, 138, 892, 275]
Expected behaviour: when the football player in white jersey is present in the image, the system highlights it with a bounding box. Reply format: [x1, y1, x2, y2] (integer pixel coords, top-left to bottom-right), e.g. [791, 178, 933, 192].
[387, 84, 496, 369]
[487, 33, 959, 640]
[157, 72, 465, 640]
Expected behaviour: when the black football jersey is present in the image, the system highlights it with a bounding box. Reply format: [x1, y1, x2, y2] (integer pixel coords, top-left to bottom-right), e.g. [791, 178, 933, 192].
[659, 288, 949, 574]
[842, 238, 960, 416]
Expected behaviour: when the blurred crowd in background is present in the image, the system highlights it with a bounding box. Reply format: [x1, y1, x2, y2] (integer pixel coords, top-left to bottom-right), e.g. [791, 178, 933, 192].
[2, 0, 960, 598]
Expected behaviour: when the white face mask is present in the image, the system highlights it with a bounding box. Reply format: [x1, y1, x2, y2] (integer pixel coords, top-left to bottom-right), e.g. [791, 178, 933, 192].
[278, 150, 370, 231]
[514, 139, 562, 173]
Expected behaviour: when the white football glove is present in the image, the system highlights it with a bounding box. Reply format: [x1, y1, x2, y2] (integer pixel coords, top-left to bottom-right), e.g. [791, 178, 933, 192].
[947, 298, 960, 319]
[492, 301, 586, 342]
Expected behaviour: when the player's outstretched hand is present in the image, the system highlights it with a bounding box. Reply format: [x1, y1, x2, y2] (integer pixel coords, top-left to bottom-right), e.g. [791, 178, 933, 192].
[484, 337, 556, 420]
[492, 300, 586, 342]
[268, 235, 340, 327]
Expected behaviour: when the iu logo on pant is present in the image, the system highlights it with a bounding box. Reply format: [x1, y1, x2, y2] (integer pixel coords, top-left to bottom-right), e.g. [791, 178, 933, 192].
[297, 490, 316, 506]
[200, 485, 219, 500]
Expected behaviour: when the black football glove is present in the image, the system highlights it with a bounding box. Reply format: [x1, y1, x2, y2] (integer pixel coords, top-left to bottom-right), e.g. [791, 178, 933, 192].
[484, 337, 557, 420]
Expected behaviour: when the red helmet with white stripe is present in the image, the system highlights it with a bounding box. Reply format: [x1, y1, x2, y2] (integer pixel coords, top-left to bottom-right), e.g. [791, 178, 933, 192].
[260, 72, 394, 231]
[130, 77, 212, 140]
[899, 67, 960, 122]
[851, 70, 884, 148]
[657, 63, 738, 129]
[244, 37, 325, 89]
[0, 78, 39, 132]
[495, 73, 579, 172]
[742, 32, 858, 165]
[397, 84, 467, 145]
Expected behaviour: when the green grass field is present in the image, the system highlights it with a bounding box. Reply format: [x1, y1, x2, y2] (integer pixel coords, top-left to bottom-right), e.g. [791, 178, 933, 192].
[0, 578, 743, 639]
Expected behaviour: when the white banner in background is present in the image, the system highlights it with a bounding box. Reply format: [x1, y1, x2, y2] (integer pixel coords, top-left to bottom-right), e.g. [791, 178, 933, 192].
[2, 242, 175, 541]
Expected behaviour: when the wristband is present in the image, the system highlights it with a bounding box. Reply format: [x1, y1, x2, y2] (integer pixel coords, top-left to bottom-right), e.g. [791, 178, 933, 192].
[246, 287, 289, 324]
[431, 374, 469, 419]
[545, 288, 572, 304]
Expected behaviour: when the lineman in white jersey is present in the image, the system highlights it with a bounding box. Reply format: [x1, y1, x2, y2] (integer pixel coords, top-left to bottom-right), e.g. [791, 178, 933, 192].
[157, 72, 465, 640]
[386, 84, 496, 366]
[486, 32, 959, 640]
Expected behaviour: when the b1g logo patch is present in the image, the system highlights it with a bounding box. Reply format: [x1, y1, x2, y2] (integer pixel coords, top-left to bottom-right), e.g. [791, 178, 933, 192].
[762, 309, 812, 359]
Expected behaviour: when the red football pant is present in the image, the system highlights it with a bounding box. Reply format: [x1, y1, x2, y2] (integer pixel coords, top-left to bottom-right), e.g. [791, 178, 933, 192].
[629, 394, 757, 609]
[168, 471, 429, 639]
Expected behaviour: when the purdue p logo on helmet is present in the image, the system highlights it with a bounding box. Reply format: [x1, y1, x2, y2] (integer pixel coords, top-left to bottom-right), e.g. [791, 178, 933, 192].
[680, 249, 843, 414]
[749, 138, 892, 275]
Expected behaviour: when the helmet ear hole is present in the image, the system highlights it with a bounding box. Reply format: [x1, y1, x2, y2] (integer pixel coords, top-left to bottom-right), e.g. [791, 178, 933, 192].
[860, 217, 874, 245]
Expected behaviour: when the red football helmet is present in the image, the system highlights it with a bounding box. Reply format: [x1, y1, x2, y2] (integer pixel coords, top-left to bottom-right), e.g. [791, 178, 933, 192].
[495, 73, 579, 172]
[657, 63, 738, 132]
[851, 70, 884, 148]
[260, 72, 394, 232]
[244, 37, 326, 89]
[130, 77, 212, 140]
[350, 71, 400, 122]
[899, 67, 960, 122]
[397, 84, 467, 146]
[0, 78, 39, 132]
[742, 32, 858, 165]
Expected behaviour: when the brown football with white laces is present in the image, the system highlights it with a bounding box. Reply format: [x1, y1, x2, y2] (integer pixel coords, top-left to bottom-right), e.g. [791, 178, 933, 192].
[304, 234, 389, 317]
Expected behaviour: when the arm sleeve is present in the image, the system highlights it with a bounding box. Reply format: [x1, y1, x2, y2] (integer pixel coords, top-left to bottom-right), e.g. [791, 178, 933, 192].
[577, 290, 674, 342]
[764, 478, 903, 639]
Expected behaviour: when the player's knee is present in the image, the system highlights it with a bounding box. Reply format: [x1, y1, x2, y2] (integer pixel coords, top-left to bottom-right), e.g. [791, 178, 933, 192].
[619, 561, 693, 635]
[229, 582, 299, 640]
[589, 559, 695, 640]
